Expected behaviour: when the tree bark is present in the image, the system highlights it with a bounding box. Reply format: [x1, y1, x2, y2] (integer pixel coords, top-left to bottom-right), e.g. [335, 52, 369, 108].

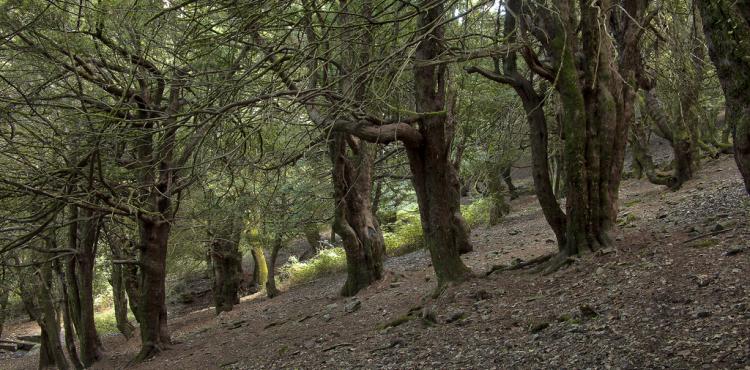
[543, 0, 634, 261]
[466, 0, 567, 246]
[698, 0, 750, 194]
[133, 219, 172, 362]
[250, 244, 267, 290]
[330, 135, 386, 296]
[73, 208, 103, 366]
[265, 236, 282, 298]
[407, 0, 473, 288]
[54, 260, 84, 369]
[22, 261, 69, 370]
[209, 219, 243, 314]
[105, 227, 136, 339]
[0, 281, 8, 340]
[299, 225, 322, 261]
[110, 262, 135, 339]
[643, 88, 694, 189]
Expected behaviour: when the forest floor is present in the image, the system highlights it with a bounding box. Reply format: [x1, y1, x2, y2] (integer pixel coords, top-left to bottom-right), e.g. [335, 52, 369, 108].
[3, 154, 749, 369]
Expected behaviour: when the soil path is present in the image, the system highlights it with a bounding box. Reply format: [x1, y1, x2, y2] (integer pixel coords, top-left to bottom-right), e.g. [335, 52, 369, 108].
[3, 155, 749, 369]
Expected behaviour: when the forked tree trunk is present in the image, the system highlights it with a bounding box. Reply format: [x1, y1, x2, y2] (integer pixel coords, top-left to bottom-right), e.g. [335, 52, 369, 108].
[330, 134, 385, 296]
[210, 219, 243, 314]
[546, 0, 631, 262]
[408, 0, 473, 288]
[120, 240, 141, 323]
[265, 236, 282, 298]
[133, 219, 171, 362]
[698, 0, 750, 194]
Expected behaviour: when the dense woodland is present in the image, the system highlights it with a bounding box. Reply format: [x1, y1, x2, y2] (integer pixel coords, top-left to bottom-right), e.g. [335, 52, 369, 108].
[0, 0, 748, 368]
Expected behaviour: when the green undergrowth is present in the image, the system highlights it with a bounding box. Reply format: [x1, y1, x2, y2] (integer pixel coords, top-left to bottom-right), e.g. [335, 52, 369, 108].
[281, 198, 492, 286]
[94, 308, 136, 335]
[462, 198, 492, 227]
[280, 248, 347, 286]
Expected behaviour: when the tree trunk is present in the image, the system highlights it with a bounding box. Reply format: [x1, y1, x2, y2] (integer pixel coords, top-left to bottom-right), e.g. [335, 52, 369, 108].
[110, 263, 135, 339]
[74, 208, 103, 366]
[250, 244, 267, 289]
[23, 262, 69, 370]
[133, 219, 171, 362]
[330, 135, 386, 296]
[265, 236, 282, 298]
[54, 260, 84, 370]
[698, 0, 750, 194]
[463, 0, 567, 246]
[0, 283, 7, 339]
[299, 225, 322, 261]
[487, 166, 510, 225]
[643, 89, 694, 189]
[121, 241, 141, 323]
[501, 165, 518, 199]
[546, 0, 630, 261]
[407, 0, 473, 290]
[210, 220, 243, 314]
[105, 229, 135, 339]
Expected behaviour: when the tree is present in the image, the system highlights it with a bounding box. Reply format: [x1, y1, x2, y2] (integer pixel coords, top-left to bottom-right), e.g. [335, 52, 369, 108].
[697, 0, 750, 194]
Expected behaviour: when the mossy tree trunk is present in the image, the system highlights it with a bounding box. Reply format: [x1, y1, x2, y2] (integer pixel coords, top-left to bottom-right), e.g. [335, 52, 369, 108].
[250, 244, 267, 290]
[53, 259, 84, 369]
[110, 261, 135, 339]
[536, 0, 645, 264]
[698, 0, 750, 194]
[487, 163, 511, 225]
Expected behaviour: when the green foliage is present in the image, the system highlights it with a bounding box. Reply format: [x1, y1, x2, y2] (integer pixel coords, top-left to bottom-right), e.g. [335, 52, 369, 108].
[279, 248, 347, 286]
[383, 207, 424, 256]
[94, 308, 135, 335]
[462, 198, 493, 227]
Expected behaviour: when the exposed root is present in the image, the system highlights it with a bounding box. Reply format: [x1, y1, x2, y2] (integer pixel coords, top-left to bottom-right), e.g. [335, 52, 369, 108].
[535, 253, 576, 275]
[485, 253, 556, 276]
[129, 343, 168, 366]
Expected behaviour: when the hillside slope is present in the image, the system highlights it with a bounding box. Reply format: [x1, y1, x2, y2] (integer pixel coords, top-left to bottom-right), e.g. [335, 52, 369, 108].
[4, 155, 749, 369]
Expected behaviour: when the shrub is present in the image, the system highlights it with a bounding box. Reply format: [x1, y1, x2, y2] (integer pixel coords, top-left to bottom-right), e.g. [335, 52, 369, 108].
[384, 208, 424, 256]
[94, 308, 136, 335]
[279, 247, 347, 286]
[462, 198, 492, 227]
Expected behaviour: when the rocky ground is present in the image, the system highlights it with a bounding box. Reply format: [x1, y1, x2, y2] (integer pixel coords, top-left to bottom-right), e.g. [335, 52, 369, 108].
[2, 154, 749, 369]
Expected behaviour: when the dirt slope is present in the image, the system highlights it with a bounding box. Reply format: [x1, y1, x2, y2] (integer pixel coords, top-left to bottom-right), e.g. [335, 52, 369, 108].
[3, 155, 749, 369]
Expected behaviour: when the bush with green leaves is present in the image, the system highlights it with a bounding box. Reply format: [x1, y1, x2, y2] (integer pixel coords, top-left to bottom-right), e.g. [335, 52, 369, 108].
[279, 248, 347, 286]
[462, 198, 493, 227]
[383, 206, 424, 256]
